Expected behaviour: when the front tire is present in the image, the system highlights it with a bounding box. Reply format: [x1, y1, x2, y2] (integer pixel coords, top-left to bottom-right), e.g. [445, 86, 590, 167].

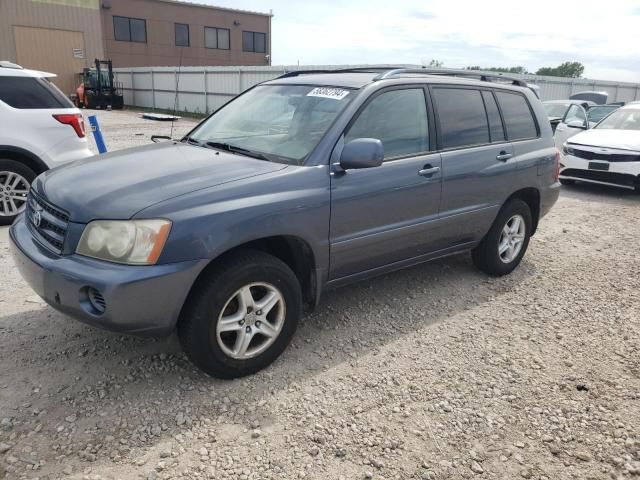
[0, 160, 35, 226]
[472, 199, 532, 276]
[178, 250, 302, 379]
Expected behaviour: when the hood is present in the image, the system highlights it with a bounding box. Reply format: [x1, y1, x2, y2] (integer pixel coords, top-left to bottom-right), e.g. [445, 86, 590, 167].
[34, 142, 287, 223]
[567, 129, 640, 152]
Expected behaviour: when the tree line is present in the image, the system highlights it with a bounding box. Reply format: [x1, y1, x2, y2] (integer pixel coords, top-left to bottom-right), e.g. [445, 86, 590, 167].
[427, 60, 585, 78]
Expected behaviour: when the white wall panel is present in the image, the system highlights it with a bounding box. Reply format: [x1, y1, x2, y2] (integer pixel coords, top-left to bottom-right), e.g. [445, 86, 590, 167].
[114, 65, 640, 113]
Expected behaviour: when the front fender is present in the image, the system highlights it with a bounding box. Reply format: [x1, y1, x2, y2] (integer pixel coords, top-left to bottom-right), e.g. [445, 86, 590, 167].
[137, 165, 331, 274]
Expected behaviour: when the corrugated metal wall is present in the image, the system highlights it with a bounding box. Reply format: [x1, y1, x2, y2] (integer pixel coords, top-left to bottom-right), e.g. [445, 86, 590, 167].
[114, 65, 640, 114]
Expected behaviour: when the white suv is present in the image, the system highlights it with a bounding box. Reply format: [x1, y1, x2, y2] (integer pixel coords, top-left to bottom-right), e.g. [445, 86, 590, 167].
[0, 61, 93, 224]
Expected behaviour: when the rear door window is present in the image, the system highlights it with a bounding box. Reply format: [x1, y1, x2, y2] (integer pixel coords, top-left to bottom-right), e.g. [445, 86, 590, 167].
[345, 88, 429, 160]
[433, 88, 489, 149]
[495, 91, 538, 141]
[0, 76, 73, 109]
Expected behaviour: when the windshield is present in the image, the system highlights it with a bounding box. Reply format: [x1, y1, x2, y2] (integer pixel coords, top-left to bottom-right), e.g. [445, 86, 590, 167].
[595, 108, 640, 130]
[544, 103, 570, 118]
[587, 106, 618, 124]
[187, 85, 356, 164]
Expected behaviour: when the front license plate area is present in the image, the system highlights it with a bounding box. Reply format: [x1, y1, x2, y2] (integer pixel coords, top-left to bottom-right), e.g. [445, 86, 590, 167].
[588, 162, 609, 171]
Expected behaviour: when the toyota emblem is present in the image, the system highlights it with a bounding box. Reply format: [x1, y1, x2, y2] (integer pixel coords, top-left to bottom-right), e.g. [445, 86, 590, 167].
[31, 207, 42, 228]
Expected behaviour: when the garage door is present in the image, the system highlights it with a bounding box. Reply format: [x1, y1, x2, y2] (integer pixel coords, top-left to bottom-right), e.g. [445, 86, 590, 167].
[14, 26, 86, 96]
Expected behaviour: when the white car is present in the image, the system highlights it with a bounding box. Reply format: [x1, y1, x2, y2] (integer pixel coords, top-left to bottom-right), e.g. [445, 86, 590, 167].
[554, 103, 620, 152]
[560, 103, 640, 191]
[0, 61, 93, 224]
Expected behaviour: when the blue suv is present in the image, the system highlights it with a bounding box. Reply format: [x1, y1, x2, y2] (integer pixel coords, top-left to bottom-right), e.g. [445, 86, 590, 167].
[10, 68, 560, 378]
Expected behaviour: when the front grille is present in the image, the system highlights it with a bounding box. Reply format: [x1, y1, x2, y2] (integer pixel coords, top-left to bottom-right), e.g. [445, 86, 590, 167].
[561, 168, 639, 188]
[572, 148, 640, 163]
[25, 191, 69, 254]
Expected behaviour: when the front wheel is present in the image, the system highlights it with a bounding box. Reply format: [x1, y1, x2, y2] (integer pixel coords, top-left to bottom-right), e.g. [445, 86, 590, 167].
[0, 160, 35, 226]
[178, 250, 302, 379]
[472, 199, 532, 276]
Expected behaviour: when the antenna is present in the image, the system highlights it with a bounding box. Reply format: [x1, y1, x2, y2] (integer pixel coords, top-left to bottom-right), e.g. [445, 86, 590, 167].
[170, 48, 184, 139]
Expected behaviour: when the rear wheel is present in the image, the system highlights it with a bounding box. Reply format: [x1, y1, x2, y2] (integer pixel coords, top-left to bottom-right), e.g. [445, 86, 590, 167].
[472, 199, 532, 276]
[178, 250, 302, 379]
[0, 160, 35, 226]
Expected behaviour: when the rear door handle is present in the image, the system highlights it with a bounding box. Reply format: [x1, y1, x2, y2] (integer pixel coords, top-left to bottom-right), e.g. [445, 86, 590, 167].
[496, 152, 513, 162]
[418, 165, 441, 177]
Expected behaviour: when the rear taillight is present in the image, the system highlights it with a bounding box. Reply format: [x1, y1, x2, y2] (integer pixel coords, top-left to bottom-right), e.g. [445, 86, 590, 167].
[53, 113, 85, 138]
[554, 148, 561, 181]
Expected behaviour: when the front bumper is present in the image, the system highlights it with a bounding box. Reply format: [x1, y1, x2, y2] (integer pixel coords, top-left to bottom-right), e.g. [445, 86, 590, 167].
[9, 215, 206, 337]
[560, 154, 640, 189]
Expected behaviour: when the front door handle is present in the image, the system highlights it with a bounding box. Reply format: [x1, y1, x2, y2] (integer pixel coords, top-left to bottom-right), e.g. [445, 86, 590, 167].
[418, 165, 441, 177]
[496, 152, 513, 162]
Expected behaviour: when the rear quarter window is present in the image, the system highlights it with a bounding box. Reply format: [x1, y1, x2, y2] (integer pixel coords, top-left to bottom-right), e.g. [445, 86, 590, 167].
[495, 91, 538, 141]
[0, 76, 73, 109]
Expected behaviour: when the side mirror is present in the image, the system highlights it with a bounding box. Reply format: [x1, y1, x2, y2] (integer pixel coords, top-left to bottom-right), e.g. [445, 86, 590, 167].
[340, 138, 384, 170]
[567, 120, 587, 130]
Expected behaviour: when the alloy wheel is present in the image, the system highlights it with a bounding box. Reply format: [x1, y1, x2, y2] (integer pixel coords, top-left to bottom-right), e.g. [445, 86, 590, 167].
[0, 171, 30, 217]
[498, 214, 526, 263]
[215, 282, 286, 360]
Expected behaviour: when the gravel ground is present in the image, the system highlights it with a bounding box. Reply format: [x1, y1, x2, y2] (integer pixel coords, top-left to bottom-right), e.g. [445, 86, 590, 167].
[0, 110, 639, 480]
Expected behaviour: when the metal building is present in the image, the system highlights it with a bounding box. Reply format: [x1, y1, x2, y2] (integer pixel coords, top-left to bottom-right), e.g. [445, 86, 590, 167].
[0, 0, 272, 95]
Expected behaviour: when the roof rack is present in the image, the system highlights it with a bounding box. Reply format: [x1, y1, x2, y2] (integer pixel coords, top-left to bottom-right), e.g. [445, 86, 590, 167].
[0, 61, 23, 70]
[277, 67, 404, 79]
[374, 68, 530, 88]
[275, 67, 539, 98]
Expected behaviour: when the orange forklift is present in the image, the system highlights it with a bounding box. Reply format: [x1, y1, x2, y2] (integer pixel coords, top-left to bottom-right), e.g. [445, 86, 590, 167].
[73, 59, 124, 110]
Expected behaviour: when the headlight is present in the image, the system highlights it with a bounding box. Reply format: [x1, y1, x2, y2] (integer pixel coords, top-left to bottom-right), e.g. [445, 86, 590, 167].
[77, 219, 172, 265]
[563, 144, 575, 156]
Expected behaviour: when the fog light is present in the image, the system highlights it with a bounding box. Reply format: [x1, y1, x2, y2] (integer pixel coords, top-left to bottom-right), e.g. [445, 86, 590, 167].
[86, 287, 106, 315]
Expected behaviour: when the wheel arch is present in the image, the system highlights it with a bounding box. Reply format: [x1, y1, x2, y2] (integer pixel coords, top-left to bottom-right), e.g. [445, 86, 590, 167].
[504, 187, 541, 234]
[183, 235, 319, 317]
[0, 146, 49, 175]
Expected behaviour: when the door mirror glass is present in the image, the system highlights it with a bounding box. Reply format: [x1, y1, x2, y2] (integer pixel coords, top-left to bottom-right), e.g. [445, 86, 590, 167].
[567, 120, 587, 129]
[340, 138, 384, 169]
[564, 104, 587, 129]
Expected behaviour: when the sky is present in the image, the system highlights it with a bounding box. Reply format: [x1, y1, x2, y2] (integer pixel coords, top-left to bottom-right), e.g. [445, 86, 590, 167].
[201, 0, 640, 82]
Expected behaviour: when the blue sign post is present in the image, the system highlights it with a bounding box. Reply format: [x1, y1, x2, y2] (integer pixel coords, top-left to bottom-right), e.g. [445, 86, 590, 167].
[88, 115, 108, 154]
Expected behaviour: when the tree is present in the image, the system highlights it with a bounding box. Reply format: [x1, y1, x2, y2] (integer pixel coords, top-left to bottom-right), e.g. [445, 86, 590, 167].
[428, 59, 444, 68]
[466, 66, 529, 74]
[535, 61, 584, 78]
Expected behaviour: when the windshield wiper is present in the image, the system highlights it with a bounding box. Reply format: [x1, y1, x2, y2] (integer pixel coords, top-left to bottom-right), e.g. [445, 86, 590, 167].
[184, 136, 202, 146]
[204, 142, 272, 161]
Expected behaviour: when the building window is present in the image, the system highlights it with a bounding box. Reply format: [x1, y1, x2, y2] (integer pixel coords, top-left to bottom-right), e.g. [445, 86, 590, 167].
[175, 23, 190, 47]
[205, 27, 230, 50]
[242, 31, 266, 53]
[113, 16, 147, 43]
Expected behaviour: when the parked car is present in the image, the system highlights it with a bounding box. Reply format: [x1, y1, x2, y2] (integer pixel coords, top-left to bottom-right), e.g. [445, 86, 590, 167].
[10, 68, 560, 378]
[569, 91, 608, 105]
[0, 61, 93, 225]
[560, 102, 640, 190]
[554, 103, 621, 151]
[543, 99, 595, 133]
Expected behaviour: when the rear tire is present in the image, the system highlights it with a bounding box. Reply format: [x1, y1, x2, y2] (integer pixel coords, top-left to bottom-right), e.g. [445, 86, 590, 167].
[472, 199, 532, 277]
[0, 160, 36, 226]
[178, 250, 302, 379]
[559, 178, 575, 186]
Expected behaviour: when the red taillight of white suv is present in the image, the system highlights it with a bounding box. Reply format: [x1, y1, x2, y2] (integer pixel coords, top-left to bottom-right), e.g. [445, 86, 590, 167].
[53, 113, 86, 138]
